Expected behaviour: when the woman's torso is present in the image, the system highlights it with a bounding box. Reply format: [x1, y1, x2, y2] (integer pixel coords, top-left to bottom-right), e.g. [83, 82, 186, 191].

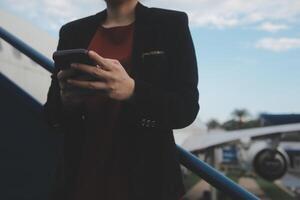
[67, 21, 135, 200]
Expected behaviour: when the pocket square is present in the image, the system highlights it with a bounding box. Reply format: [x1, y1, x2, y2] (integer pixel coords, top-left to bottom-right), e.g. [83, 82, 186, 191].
[142, 50, 165, 58]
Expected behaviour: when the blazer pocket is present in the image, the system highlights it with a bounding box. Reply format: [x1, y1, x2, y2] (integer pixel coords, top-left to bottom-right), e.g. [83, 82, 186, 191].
[141, 53, 169, 84]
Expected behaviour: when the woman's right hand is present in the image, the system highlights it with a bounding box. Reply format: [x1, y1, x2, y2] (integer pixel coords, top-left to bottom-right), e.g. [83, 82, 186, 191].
[57, 68, 87, 108]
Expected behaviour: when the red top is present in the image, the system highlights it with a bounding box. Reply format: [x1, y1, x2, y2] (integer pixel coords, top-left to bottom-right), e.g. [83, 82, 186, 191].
[72, 22, 135, 200]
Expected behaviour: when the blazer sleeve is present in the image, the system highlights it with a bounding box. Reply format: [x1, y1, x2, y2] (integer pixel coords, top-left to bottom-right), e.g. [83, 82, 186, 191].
[125, 12, 200, 130]
[43, 25, 68, 131]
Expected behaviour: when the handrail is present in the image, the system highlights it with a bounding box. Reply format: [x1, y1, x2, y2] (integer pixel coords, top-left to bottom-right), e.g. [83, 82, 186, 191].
[0, 26, 54, 72]
[177, 146, 259, 199]
[0, 26, 259, 200]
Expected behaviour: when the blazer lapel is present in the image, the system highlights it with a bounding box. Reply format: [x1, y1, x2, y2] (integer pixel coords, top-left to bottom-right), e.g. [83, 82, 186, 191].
[77, 10, 106, 49]
[130, 2, 152, 79]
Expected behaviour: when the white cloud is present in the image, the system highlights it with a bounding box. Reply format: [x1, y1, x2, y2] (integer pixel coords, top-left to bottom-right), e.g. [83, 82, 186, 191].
[2, 0, 106, 34]
[255, 37, 300, 52]
[257, 22, 289, 32]
[146, 0, 300, 28]
[2, 0, 300, 31]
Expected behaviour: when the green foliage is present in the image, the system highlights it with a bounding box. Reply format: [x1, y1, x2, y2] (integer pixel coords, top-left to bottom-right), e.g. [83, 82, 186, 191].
[182, 171, 201, 191]
[232, 109, 249, 123]
[207, 118, 221, 130]
[222, 119, 261, 130]
[256, 177, 294, 200]
[207, 108, 262, 131]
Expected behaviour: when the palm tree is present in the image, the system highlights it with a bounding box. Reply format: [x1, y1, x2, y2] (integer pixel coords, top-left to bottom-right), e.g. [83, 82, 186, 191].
[207, 119, 221, 131]
[232, 109, 249, 124]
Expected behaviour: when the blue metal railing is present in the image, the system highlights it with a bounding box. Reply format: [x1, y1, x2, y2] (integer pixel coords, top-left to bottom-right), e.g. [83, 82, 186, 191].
[0, 27, 54, 71]
[0, 26, 259, 200]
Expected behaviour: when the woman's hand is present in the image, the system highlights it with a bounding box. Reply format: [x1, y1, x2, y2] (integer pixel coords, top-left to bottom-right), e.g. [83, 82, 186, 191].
[57, 68, 89, 107]
[67, 50, 135, 101]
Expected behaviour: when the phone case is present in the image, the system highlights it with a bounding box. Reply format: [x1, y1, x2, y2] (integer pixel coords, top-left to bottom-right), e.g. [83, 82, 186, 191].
[53, 49, 95, 70]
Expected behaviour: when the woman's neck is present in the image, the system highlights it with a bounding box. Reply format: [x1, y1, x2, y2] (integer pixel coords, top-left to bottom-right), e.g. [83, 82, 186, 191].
[103, 0, 138, 28]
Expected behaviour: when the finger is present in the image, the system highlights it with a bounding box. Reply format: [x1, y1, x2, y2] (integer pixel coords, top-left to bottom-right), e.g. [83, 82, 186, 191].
[62, 87, 95, 97]
[57, 68, 78, 80]
[71, 63, 110, 80]
[60, 81, 81, 90]
[59, 77, 82, 89]
[67, 79, 109, 90]
[59, 80, 68, 89]
[88, 50, 112, 71]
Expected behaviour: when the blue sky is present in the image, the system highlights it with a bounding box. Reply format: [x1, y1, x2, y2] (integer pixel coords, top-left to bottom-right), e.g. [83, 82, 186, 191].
[1, 0, 300, 123]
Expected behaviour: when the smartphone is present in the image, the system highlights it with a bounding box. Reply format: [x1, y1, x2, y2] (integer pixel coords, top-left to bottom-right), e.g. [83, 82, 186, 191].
[52, 49, 95, 70]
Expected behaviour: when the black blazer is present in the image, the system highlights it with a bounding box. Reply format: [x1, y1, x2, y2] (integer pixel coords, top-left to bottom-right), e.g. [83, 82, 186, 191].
[44, 2, 199, 200]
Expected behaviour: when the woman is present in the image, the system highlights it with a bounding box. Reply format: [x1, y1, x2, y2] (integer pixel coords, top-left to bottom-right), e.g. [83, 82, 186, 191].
[44, 0, 199, 199]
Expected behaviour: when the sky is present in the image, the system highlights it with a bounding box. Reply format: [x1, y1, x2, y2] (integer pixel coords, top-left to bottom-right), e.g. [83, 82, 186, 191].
[1, 0, 300, 123]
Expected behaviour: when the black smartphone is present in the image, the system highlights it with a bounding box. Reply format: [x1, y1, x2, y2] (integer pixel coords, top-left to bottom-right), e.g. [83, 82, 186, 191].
[52, 49, 95, 70]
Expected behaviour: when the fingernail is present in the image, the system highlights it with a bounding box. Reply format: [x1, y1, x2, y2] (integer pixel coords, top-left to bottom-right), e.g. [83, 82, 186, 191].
[71, 63, 77, 68]
[89, 51, 96, 56]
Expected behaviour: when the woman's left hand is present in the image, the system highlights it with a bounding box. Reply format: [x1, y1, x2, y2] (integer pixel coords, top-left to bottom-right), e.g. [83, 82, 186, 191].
[67, 50, 135, 101]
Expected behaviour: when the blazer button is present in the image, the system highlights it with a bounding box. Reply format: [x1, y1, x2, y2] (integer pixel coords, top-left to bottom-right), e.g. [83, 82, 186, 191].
[52, 123, 61, 128]
[145, 119, 151, 127]
[151, 120, 156, 127]
[141, 118, 146, 126]
[81, 114, 86, 120]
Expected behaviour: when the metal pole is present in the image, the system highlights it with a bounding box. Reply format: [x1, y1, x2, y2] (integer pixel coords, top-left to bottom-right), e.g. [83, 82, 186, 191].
[0, 26, 54, 73]
[177, 145, 259, 200]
